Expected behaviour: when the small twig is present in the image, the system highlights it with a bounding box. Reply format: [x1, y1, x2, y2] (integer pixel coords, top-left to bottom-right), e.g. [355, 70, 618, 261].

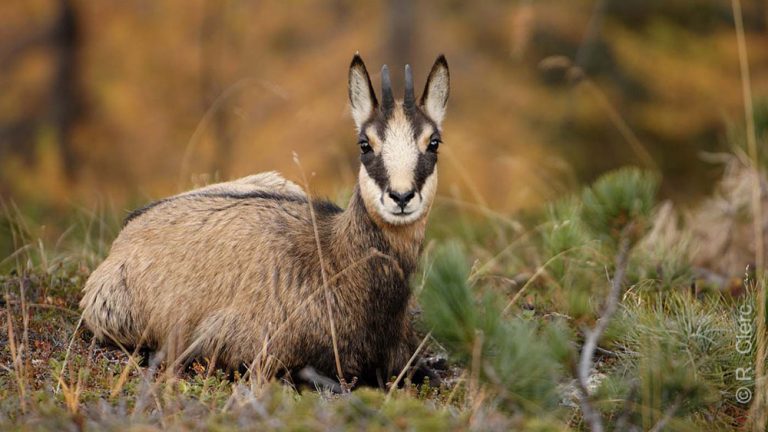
[538, 58, 657, 171]
[444, 370, 467, 407]
[501, 246, 582, 314]
[436, 195, 523, 232]
[442, 147, 509, 245]
[328, 248, 404, 284]
[178, 78, 288, 188]
[580, 80, 658, 171]
[19, 277, 31, 392]
[130, 347, 165, 421]
[293, 153, 345, 385]
[55, 314, 83, 394]
[468, 224, 540, 282]
[468, 330, 485, 408]
[95, 327, 164, 417]
[0, 244, 33, 269]
[386, 331, 432, 401]
[576, 225, 633, 432]
[232, 248, 403, 380]
[4, 294, 27, 414]
[110, 325, 153, 398]
[2, 301, 82, 317]
[648, 395, 682, 432]
[612, 381, 638, 432]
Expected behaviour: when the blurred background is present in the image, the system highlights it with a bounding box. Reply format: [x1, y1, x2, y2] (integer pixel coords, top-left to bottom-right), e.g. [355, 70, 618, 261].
[2, 0, 768, 252]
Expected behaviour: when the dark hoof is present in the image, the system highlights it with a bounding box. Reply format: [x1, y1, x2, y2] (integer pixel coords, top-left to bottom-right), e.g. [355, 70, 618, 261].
[410, 363, 442, 387]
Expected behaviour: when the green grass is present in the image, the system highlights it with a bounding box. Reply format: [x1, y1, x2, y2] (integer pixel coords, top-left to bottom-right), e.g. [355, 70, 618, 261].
[1, 165, 766, 430]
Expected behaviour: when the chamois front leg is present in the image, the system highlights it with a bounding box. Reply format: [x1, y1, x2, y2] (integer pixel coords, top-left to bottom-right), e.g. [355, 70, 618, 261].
[389, 324, 442, 388]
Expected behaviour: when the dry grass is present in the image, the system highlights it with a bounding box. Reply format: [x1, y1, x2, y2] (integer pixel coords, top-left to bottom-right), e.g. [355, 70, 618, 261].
[3, 156, 768, 430]
[0, 189, 470, 430]
[0, 247, 465, 431]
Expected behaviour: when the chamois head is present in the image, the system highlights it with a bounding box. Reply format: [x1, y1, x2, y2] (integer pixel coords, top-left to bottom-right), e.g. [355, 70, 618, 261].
[348, 54, 450, 226]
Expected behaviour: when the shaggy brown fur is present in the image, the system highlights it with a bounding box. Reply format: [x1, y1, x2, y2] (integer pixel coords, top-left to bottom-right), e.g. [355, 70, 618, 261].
[80, 55, 449, 386]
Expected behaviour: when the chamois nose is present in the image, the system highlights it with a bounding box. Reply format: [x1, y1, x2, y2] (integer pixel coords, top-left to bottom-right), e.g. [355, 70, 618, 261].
[388, 189, 416, 209]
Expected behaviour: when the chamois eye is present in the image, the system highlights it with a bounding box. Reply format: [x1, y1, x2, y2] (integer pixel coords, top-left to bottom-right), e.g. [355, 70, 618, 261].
[427, 135, 441, 152]
[359, 138, 372, 154]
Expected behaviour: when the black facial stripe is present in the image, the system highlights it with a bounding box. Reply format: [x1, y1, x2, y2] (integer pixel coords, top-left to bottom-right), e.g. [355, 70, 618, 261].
[414, 151, 437, 191]
[357, 104, 439, 194]
[360, 116, 388, 139]
[361, 152, 389, 190]
[404, 104, 436, 140]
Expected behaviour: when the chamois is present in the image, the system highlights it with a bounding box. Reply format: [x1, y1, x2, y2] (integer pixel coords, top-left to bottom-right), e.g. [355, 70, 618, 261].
[80, 54, 450, 386]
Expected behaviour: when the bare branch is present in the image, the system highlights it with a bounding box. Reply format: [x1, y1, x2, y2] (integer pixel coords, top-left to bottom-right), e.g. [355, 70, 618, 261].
[576, 224, 633, 432]
[386, 331, 432, 401]
[648, 395, 682, 432]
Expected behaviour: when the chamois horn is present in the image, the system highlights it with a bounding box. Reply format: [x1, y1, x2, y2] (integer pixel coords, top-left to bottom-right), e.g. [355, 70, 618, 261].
[381, 64, 394, 112]
[404, 64, 415, 109]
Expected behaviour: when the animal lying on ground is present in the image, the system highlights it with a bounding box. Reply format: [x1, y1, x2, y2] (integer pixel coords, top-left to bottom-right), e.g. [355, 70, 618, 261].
[80, 53, 450, 387]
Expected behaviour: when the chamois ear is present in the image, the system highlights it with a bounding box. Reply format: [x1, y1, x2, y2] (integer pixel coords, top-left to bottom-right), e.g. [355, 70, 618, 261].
[348, 53, 377, 131]
[420, 55, 450, 126]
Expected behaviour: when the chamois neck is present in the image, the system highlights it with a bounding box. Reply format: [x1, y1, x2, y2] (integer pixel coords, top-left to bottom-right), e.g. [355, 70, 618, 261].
[335, 186, 426, 277]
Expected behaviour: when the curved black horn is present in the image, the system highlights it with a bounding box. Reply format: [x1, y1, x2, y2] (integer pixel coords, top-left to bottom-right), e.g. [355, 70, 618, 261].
[404, 64, 415, 108]
[381, 64, 394, 112]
